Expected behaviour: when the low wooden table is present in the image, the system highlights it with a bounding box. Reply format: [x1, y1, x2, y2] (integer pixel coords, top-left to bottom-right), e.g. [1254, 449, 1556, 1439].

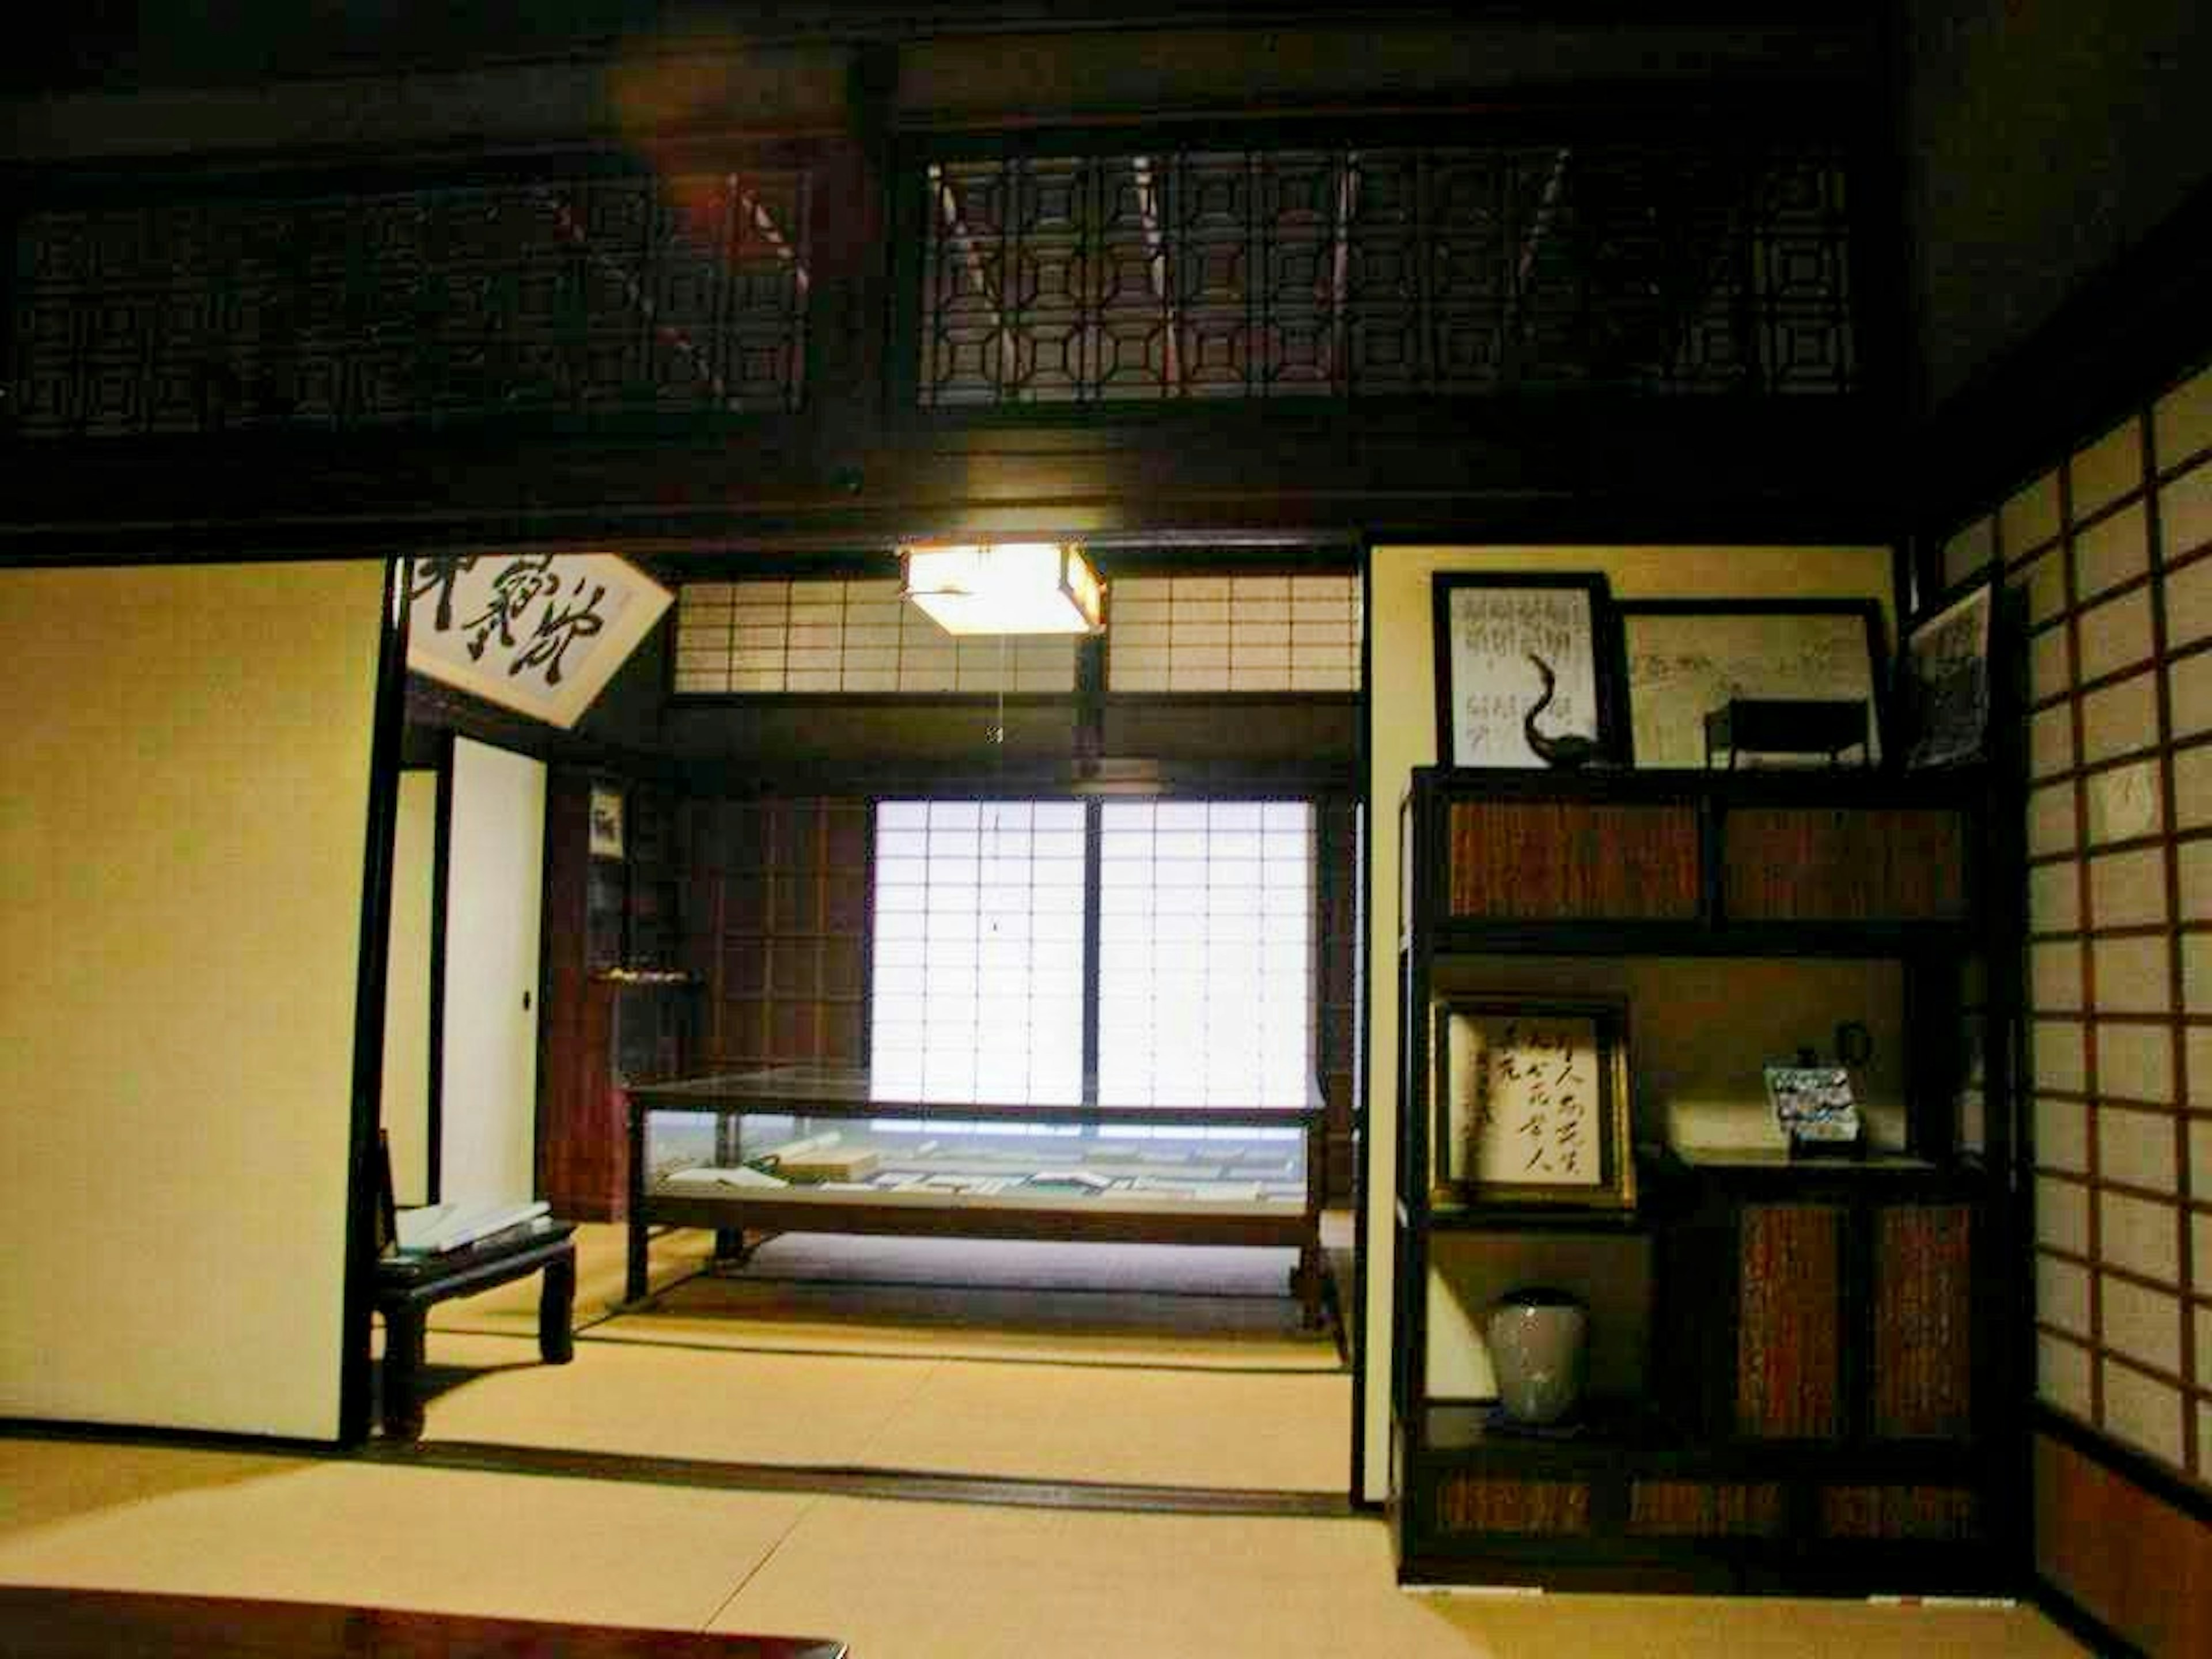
[372, 1219, 578, 1442]
[0, 1585, 846, 1657]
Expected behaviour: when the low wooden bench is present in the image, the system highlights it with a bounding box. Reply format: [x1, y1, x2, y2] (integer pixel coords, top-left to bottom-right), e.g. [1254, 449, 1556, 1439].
[372, 1218, 578, 1442]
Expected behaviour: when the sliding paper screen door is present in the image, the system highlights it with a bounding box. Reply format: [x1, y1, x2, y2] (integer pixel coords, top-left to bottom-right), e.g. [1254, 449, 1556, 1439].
[438, 737, 546, 1207]
[0, 561, 388, 1440]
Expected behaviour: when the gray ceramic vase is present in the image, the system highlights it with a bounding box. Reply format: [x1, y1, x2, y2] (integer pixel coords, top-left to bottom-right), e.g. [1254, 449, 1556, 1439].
[1485, 1286, 1589, 1426]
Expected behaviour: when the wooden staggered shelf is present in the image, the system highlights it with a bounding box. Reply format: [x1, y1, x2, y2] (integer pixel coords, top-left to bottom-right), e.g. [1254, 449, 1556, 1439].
[1391, 765, 2010, 1595]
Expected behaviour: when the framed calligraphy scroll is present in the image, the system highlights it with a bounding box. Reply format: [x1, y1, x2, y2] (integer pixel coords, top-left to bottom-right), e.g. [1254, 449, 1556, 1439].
[404, 554, 673, 729]
[1432, 573, 1622, 768]
[1430, 994, 1634, 1211]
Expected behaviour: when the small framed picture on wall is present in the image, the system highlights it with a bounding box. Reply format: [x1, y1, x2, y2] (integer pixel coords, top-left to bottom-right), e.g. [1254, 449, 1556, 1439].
[1899, 575, 1994, 770]
[589, 784, 626, 860]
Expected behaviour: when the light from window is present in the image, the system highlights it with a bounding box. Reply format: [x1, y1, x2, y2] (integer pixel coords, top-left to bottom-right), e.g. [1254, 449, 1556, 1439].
[1097, 801, 1313, 1109]
[868, 800, 1086, 1105]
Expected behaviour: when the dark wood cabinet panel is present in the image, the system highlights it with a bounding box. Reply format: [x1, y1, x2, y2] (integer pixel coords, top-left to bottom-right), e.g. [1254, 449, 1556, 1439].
[1445, 800, 1700, 921]
[1721, 806, 1968, 923]
[1821, 1485, 1980, 1541]
[1872, 1203, 1974, 1440]
[1627, 1481, 1786, 1538]
[1435, 1475, 1592, 1536]
[1737, 1202, 1846, 1440]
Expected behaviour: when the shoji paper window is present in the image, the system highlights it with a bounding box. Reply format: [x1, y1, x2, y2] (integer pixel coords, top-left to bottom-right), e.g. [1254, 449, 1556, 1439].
[1095, 801, 1314, 1111]
[1949, 357, 2212, 1484]
[868, 801, 1086, 1107]
[674, 579, 1078, 694]
[1105, 573, 1361, 691]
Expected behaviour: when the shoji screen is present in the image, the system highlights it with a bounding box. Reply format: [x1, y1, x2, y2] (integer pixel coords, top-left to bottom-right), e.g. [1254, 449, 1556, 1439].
[869, 800, 1088, 1106]
[1943, 360, 2212, 1482]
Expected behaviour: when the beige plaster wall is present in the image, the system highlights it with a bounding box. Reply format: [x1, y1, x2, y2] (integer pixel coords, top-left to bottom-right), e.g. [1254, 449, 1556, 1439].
[0, 561, 388, 1439]
[1361, 543, 1894, 1500]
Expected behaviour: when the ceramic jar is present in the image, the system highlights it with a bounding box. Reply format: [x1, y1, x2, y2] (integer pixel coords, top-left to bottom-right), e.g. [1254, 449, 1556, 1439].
[1485, 1286, 1589, 1426]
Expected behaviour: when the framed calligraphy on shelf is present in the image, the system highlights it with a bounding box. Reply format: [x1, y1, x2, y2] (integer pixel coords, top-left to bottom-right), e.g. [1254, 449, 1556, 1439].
[404, 554, 673, 729]
[1429, 994, 1634, 1211]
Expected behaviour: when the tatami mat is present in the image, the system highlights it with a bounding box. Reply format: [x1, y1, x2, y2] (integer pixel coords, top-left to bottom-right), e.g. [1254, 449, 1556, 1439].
[0, 1438, 809, 1634]
[399, 1220, 1348, 1491]
[717, 1495, 2086, 1659]
[408, 1332, 939, 1468]
[0, 1438, 2089, 1658]
[408, 1328, 1347, 1491]
[854, 1363, 1346, 1491]
[711, 1495, 1461, 1659]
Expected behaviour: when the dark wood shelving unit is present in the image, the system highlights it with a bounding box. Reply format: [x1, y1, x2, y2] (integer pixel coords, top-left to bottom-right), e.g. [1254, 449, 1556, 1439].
[1391, 765, 2015, 1594]
[541, 769, 700, 1221]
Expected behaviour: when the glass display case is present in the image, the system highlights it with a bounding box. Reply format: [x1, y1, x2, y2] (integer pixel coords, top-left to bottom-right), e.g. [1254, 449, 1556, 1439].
[626, 1065, 1327, 1325]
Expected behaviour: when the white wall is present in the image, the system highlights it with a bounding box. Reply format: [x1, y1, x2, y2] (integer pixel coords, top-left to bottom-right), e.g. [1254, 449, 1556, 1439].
[1361, 543, 1894, 1501]
[438, 738, 546, 1207]
[0, 561, 388, 1439]
[380, 770, 438, 1206]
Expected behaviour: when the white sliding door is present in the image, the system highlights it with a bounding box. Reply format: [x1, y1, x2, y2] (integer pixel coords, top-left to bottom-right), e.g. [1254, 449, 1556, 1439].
[438, 737, 545, 1206]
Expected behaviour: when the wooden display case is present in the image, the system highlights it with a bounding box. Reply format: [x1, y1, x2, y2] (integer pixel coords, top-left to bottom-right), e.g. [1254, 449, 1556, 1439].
[626, 1064, 1330, 1327]
[1391, 766, 2016, 1593]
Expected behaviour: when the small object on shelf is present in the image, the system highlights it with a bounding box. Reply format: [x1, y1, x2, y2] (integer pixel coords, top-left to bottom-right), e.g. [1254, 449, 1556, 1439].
[1484, 1286, 1590, 1426]
[1766, 1043, 1866, 1159]
[1522, 653, 1605, 770]
[1703, 698, 1870, 768]
[392, 1199, 552, 1256]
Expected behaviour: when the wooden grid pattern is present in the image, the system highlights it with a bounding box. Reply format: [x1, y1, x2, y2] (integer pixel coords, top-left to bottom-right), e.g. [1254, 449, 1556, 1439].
[9, 169, 810, 435]
[916, 142, 1857, 406]
[686, 798, 871, 1070]
[1941, 358, 2212, 1487]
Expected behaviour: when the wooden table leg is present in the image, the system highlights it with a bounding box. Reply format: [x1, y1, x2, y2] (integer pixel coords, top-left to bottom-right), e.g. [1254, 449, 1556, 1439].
[1291, 1242, 1325, 1331]
[626, 1094, 649, 1304]
[538, 1247, 576, 1365]
[380, 1308, 426, 1442]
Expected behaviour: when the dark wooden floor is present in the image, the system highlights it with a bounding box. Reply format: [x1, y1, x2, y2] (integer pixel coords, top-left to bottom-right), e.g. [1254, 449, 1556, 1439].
[0, 1585, 846, 1658]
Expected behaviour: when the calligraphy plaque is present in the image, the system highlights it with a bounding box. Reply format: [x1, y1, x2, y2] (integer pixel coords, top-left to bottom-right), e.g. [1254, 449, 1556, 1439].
[1430, 994, 1634, 1211]
[404, 554, 673, 729]
[1431, 573, 1620, 768]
